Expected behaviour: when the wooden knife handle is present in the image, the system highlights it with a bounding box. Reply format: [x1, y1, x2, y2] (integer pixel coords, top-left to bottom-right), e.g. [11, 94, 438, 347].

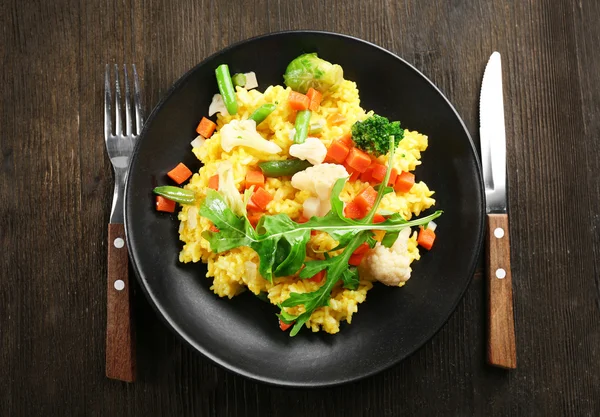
[486, 213, 517, 369]
[106, 223, 136, 382]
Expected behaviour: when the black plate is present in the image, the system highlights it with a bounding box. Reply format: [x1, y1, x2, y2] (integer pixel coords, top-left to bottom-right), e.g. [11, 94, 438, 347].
[125, 31, 484, 387]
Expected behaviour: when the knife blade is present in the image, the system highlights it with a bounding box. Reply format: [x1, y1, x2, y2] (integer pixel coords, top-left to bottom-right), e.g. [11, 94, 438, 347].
[479, 52, 517, 369]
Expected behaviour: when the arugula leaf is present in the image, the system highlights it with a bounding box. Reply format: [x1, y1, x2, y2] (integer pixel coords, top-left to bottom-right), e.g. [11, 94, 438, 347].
[341, 268, 359, 290]
[381, 231, 400, 248]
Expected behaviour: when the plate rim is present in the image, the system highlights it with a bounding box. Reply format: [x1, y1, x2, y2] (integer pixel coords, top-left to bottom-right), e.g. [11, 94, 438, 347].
[124, 29, 485, 388]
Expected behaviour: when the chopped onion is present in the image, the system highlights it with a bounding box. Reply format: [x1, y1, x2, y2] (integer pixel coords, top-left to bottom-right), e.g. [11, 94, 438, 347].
[208, 93, 229, 116]
[288, 128, 296, 141]
[244, 72, 258, 90]
[244, 261, 258, 281]
[190, 135, 206, 148]
[187, 206, 198, 229]
[427, 221, 437, 231]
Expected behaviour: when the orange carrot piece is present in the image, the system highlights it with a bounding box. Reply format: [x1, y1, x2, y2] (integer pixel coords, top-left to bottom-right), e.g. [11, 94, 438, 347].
[394, 171, 415, 193]
[370, 163, 388, 183]
[247, 198, 261, 212]
[326, 140, 350, 164]
[306, 87, 322, 111]
[196, 117, 217, 138]
[167, 163, 193, 185]
[354, 186, 378, 211]
[245, 170, 265, 190]
[373, 214, 386, 223]
[308, 270, 325, 283]
[387, 168, 398, 186]
[155, 196, 176, 213]
[279, 319, 294, 331]
[209, 224, 220, 233]
[345, 148, 372, 173]
[348, 253, 365, 266]
[208, 174, 219, 190]
[360, 164, 375, 183]
[343, 163, 360, 181]
[417, 228, 436, 250]
[288, 91, 310, 111]
[328, 113, 346, 125]
[344, 200, 366, 219]
[338, 132, 354, 148]
[353, 243, 370, 256]
[247, 211, 264, 228]
[297, 215, 309, 223]
[251, 187, 274, 210]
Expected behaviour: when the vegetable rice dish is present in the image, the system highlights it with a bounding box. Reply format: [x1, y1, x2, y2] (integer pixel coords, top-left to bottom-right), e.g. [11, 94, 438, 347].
[153, 53, 442, 336]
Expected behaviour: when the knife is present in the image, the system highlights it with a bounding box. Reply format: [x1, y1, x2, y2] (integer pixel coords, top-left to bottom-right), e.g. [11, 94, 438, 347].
[479, 52, 517, 369]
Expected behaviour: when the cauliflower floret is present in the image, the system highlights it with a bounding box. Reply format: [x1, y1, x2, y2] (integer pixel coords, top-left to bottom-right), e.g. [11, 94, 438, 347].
[217, 161, 245, 216]
[220, 119, 282, 154]
[291, 163, 348, 217]
[289, 137, 327, 165]
[208, 94, 229, 116]
[358, 228, 413, 286]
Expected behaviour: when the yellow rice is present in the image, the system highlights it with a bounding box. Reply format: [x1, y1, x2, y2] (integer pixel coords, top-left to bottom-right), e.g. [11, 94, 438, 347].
[178, 80, 435, 334]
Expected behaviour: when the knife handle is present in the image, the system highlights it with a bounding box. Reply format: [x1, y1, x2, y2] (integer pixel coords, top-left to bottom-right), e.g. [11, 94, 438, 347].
[486, 213, 517, 369]
[106, 223, 136, 382]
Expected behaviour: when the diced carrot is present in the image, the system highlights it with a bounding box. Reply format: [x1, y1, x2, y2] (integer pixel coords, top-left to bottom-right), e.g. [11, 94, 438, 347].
[297, 215, 309, 223]
[338, 132, 354, 148]
[360, 164, 375, 183]
[308, 270, 325, 283]
[328, 113, 346, 125]
[306, 88, 322, 111]
[417, 227, 436, 250]
[388, 168, 398, 186]
[288, 91, 310, 111]
[247, 211, 264, 228]
[245, 170, 265, 190]
[155, 196, 176, 213]
[251, 188, 274, 210]
[353, 243, 370, 256]
[349, 253, 365, 266]
[344, 200, 367, 219]
[279, 319, 294, 331]
[345, 148, 372, 173]
[354, 186, 378, 211]
[373, 214, 386, 223]
[209, 224, 220, 233]
[167, 163, 193, 185]
[247, 198, 261, 211]
[196, 117, 217, 138]
[370, 163, 388, 183]
[343, 163, 360, 182]
[394, 171, 415, 193]
[208, 174, 219, 190]
[326, 140, 350, 164]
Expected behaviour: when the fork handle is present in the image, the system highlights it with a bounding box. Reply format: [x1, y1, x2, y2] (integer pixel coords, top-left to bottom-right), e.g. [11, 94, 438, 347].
[106, 223, 136, 382]
[486, 213, 517, 369]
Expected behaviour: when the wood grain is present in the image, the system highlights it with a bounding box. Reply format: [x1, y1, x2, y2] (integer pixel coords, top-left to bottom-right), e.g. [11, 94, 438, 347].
[1, 0, 599, 415]
[106, 223, 135, 382]
[486, 214, 517, 369]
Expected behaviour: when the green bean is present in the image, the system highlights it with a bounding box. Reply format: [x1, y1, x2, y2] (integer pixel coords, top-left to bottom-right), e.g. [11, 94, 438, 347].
[293, 110, 311, 144]
[153, 186, 196, 204]
[232, 73, 246, 87]
[248, 104, 277, 125]
[215, 64, 238, 115]
[258, 159, 312, 177]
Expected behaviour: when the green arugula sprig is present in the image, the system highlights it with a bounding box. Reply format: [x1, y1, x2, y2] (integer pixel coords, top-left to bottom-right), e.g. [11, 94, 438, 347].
[199, 137, 442, 336]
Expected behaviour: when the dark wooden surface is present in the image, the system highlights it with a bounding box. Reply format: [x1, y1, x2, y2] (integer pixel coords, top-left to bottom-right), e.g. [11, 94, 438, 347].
[1, 0, 599, 415]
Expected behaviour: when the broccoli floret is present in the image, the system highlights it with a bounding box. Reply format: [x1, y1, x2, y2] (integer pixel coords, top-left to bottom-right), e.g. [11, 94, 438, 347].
[351, 115, 404, 156]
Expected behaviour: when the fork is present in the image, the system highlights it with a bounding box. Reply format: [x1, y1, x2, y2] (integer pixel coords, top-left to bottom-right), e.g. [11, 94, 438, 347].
[104, 64, 143, 382]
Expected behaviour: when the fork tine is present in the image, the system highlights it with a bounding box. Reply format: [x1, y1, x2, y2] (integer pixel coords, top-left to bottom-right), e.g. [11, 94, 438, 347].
[104, 65, 112, 139]
[114, 64, 122, 136]
[132, 65, 143, 135]
[123, 65, 133, 137]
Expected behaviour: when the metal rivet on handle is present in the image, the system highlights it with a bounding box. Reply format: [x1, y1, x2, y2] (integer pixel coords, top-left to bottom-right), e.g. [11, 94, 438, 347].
[494, 227, 504, 238]
[114, 237, 125, 248]
[114, 280, 125, 291]
[496, 268, 506, 279]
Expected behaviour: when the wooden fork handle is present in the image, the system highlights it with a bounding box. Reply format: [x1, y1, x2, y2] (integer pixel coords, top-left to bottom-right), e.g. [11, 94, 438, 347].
[106, 223, 136, 382]
[486, 213, 517, 369]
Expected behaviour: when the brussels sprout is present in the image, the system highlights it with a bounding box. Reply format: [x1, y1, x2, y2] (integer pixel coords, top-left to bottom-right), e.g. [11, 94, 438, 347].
[283, 53, 343, 94]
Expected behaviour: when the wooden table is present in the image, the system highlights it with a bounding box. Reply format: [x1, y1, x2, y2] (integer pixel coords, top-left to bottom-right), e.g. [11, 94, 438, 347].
[2, 0, 599, 415]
